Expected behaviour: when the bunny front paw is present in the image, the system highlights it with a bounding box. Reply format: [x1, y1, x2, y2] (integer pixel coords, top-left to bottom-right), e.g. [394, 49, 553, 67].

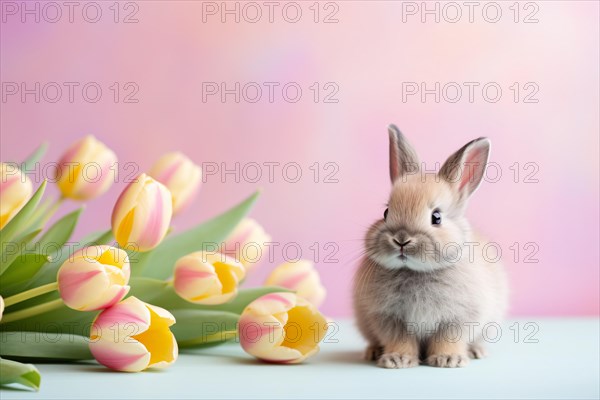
[426, 354, 470, 368]
[377, 353, 419, 369]
[468, 343, 488, 359]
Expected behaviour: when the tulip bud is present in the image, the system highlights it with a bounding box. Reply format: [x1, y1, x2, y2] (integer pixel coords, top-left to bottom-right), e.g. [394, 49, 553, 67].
[111, 174, 172, 252]
[149, 152, 202, 215]
[0, 163, 33, 229]
[57, 246, 130, 311]
[89, 296, 178, 372]
[54, 135, 117, 201]
[238, 292, 328, 363]
[173, 252, 245, 305]
[222, 218, 271, 271]
[265, 260, 326, 308]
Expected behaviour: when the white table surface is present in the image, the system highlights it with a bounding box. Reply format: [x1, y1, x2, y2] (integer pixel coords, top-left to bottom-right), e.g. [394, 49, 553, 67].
[2, 318, 599, 399]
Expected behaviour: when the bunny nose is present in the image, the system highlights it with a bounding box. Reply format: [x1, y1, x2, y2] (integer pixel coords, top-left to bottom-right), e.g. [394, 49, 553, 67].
[393, 238, 412, 248]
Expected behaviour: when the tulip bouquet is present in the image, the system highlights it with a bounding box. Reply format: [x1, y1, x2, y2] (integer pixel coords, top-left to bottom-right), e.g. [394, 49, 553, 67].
[0, 137, 328, 391]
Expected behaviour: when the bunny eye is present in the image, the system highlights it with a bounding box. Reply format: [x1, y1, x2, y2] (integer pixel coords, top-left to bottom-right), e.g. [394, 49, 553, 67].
[431, 209, 442, 226]
[384, 208, 389, 220]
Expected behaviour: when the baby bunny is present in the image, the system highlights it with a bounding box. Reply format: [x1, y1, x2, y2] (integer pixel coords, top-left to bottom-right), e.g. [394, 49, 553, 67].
[353, 125, 508, 369]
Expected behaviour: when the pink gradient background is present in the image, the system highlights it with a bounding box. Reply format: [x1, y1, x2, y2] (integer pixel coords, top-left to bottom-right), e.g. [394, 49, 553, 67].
[1, 1, 598, 317]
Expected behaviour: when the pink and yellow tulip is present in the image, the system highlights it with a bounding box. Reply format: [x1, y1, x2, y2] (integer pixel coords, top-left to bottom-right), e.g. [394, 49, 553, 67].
[111, 174, 172, 252]
[173, 252, 245, 305]
[149, 152, 202, 215]
[238, 292, 328, 364]
[222, 218, 271, 271]
[57, 245, 130, 311]
[0, 163, 33, 229]
[89, 296, 178, 372]
[265, 260, 326, 308]
[54, 135, 117, 201]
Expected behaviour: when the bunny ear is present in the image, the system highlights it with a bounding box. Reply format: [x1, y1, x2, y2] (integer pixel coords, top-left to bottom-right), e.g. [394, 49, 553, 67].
[388, 124, 419, 183]
[439, 137, 491, 197]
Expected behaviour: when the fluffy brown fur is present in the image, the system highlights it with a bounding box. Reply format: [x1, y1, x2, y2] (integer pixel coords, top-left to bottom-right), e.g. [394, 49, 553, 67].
[353, 125, 508, 369]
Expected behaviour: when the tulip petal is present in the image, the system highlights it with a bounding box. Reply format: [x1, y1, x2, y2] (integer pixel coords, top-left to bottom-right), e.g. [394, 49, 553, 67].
[55, 136, 117, 201]
[141, 183, 169, 247]
[115, 208, 135, 248]
[58, 246, 130, 311]
[92, 296, 151, 334]
[111, 180, 144, 231]
[238, 293, 328, 364]
[58, 262, 108, 310]
[89, 336, 151, 373]
[112, 175, 172, 252]
[246, 292, 296, 315]
[148, 334, 179, 369]
[173, 252, 245, 305]
[127, 178, 171, 251]
[281, 301, 327, 356]
[265, 260, 326, 307]
[89, 297, 178, 372]
[146, 303, 176, 326]
[85, 284, 130, 311]
[0, 163, 33, 229]
[133, 305, 177, 368]
[149, 152, 202, 214]
[222, 218, 271, 271]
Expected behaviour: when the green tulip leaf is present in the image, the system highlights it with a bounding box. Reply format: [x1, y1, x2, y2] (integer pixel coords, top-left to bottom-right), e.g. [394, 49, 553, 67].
[134, 190, 260, 279]
[0, 206, 82, 289]
[128, 276, 170, 303]
[0, 331, 93, 361]
[26, 197, 55, 232]
[79, 229, 114, 247]
[0, 253, 51, 297]
[0, 300, 95, 336]
[13, 228, 43, 245]
[21, 142, 48, 173]
[0, 229, 43, 278]
[0, 181, 47, 273]
[12, 208, 82, 289]
[170, 309, 239, 347]
[32, 207, 83, 256]
[0, 358, 41, 391]
[129, 277, 290, 314]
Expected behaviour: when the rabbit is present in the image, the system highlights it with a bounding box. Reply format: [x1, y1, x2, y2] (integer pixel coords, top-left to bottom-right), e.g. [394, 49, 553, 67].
[353, 124, 508, 369]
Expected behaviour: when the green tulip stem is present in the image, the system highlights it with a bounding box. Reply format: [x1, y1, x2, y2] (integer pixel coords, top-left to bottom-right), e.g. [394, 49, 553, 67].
[28, 196, 65, 230]
[3, 282, 59, 307]
[40, 197, 65, 226]
[0, 298, 64, 324]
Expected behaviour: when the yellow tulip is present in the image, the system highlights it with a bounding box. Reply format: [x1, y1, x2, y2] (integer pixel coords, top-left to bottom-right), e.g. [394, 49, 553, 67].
[238, 292, 328, 363]
[265, 260, 326, 307]
[54, 135, 117, 201]
[57, 245, 130, 311]
[0, 163, 33, 229]
[89, 296, 178, 372]
[222, 218, 271, 271]
[149, 152, 202, 215]
[173, 251, 245, 305]
[111, 174, 172, 252]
